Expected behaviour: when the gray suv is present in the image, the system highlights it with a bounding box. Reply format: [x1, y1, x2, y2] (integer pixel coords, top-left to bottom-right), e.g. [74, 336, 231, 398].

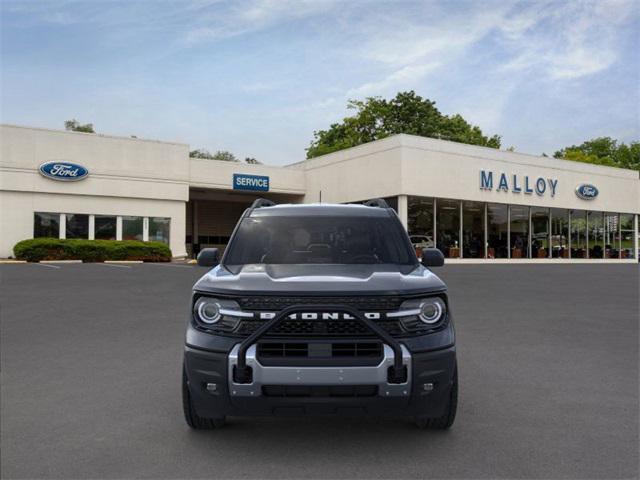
[183, 199, 457, 429]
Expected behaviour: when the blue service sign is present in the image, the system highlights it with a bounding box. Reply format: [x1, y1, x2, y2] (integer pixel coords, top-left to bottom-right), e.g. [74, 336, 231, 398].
[233, 173, 269, 192]
[39, 161, 89, 182]
[575, 184, 598, 200]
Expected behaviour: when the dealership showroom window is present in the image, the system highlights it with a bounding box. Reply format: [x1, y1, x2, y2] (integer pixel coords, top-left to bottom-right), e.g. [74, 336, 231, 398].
[403, 197, 636, 260]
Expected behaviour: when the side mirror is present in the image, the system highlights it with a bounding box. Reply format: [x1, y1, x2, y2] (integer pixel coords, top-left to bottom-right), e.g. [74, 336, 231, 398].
[197, 248, 220, 267]
[420, 248, 445, 267]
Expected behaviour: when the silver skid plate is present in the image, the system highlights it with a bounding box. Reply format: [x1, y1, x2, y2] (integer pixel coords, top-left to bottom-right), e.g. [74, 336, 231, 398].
[228, 343, 411, 397]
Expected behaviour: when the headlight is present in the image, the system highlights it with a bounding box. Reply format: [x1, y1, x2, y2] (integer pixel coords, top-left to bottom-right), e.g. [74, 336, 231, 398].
[392, 296, 447, 332]
[192, 296, 251, 332]
[194, 297, 222, 324]
[418, 297, 446, 324]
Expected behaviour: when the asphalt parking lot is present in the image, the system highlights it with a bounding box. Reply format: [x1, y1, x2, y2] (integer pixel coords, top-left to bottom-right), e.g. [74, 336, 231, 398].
[1, 263, 638, 479]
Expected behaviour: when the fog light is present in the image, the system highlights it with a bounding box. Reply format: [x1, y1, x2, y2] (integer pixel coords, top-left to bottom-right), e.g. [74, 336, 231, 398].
[206, 383, 218, 392]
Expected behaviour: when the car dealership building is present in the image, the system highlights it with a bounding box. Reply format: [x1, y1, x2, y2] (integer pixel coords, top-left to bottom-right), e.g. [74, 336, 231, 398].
[1, 124, 638, 262]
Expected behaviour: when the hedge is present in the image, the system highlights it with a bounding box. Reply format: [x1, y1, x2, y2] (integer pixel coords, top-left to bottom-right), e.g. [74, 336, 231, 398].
[13, 238, 172, 262]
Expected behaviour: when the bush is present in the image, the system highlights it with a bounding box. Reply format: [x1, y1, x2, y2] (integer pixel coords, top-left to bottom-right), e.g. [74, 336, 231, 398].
[13, 238, 172, 262]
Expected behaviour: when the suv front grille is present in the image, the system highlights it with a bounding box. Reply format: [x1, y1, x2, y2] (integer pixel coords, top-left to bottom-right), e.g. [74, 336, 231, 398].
[233, 295, 407, 337]
[257, 342, 383, 358]
[235, 319, 403, 337]
[236, 296, 405, 311]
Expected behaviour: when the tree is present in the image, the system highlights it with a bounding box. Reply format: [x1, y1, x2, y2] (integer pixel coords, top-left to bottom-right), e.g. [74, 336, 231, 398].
[244, 157, 262, 164]
[212, 150, 238, 162]
[189, 149, 239, 162]
[306, 91, 501, 158]
[64, 119, 94, 133]
[554, 137, 640, 172]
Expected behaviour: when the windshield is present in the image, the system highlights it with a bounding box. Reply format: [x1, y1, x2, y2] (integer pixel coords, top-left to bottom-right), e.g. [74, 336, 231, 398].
[224, 215, 417, 267]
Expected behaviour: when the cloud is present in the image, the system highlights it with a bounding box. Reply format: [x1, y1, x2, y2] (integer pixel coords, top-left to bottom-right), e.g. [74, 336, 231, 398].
[499, 0, 637, 79]
[347, 63, 440, 97]
[182, 0, 341, 44]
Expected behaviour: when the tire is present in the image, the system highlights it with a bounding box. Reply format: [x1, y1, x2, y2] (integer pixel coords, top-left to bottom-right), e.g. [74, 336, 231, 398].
[182, 366, 225, 429]
[415, 365, 458, 430]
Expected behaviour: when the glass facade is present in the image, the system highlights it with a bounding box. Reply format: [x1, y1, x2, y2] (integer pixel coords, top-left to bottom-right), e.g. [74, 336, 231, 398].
[122, 216, 143, 241]
[32, 213, 170, 245]
[603, 213, 619, 258]
[34, 212, 59, 238]
[149, 217, 170, 244]
[404, 196, 637, 261]
[588, 211, 604, 258]
[551, 209, 569, 258]
[462, 201, 484, 258]
[620, 214, 636, 259]
[436, 199, 460, 258]
[95, 215, 117, 240]
[571, 210, 587, 258]
[487, 203, 508, 258]
[531, 207, 550, 258]
[510, 206, 530, 259]
[66, 214, 89, 239]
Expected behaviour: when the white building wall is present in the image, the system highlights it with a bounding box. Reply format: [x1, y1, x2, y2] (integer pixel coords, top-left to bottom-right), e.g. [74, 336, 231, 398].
[190, 158, 305, 195]
[294, 134, 639, 214]
[0, 125, 189, 257]
[297, 136, 405, 203]
[0, 191, 186, 258]
[399, 135, 639, 213]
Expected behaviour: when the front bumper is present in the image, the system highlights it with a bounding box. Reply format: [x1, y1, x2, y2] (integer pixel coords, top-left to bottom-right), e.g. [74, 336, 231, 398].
[184, 333, 456, 418]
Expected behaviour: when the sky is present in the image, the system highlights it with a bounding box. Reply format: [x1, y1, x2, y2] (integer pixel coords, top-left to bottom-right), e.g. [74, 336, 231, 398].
[1, 0, 639, 165]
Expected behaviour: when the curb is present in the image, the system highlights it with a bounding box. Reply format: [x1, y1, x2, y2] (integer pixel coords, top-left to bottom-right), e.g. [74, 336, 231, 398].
[0, 260, 27, 264]
[40, 260, 83, 264]
[104, 260, 144, 264]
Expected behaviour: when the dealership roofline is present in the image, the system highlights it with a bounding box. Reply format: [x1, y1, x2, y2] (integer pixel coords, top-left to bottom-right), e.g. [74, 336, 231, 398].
[0, 123, 189, 147]
[289, 133, 640, 179]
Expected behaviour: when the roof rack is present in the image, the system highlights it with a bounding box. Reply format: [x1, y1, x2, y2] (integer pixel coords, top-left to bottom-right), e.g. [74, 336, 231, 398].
[249, 198, 276, 209]
[364, 198, 390, 209]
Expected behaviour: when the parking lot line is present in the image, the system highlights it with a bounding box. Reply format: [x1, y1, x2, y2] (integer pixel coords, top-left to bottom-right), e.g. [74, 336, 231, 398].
[96, 263, 131, 269]
[35, 263, 61, 269]
[148, 263, 194, 268]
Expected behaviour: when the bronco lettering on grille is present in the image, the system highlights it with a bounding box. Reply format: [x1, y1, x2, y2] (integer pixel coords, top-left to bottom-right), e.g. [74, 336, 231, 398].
[258, 312, 381, 320]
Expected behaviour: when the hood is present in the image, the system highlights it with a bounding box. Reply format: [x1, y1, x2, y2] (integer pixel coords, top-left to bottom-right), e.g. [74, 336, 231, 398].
[193, 264, 446, 296]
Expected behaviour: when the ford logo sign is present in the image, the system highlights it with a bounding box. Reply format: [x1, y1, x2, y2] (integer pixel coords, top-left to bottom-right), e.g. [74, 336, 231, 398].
[575, 184, 598, 200]
[39, 161, 89, 182]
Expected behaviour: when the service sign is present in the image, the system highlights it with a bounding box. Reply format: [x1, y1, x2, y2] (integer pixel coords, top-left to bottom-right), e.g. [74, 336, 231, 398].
[575, 184, 598, 200]
[39, 161, 89, 182]
[233, 173, 269, 192]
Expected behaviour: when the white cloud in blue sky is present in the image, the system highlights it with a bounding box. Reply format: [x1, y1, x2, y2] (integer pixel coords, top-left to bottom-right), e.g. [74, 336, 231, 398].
[1, 0, 638, 164]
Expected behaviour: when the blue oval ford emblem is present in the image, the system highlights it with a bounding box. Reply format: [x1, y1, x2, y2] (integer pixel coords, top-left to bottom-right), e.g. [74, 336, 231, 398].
[39, 161, 89, 182]
[575, 184, 598, 200]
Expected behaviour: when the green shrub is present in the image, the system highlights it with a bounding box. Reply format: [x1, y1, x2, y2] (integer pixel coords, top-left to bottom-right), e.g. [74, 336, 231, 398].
[13, 238, 172, 262]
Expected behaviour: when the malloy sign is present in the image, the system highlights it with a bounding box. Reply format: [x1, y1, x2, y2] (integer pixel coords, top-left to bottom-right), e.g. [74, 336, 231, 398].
[480, 170, 558, 197]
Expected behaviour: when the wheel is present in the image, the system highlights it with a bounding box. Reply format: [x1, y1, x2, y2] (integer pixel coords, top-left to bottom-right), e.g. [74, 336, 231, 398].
[182, 366, 225, 429]
[415, 366, 458, 430]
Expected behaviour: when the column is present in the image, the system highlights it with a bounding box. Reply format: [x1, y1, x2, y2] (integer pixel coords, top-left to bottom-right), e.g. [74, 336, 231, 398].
[88, 215, 95, 240]
[484, 203, 488, 259]
[193, 200, 199, 241]
[116, 216, 123, 241]
[397, 195, 408, 231]
[143, 217, 149, 242]
[433, 198, 437, 250]
[459, 201, 463, 259]
[634, 214, 639, 260]
[59, 213, 66, 239]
